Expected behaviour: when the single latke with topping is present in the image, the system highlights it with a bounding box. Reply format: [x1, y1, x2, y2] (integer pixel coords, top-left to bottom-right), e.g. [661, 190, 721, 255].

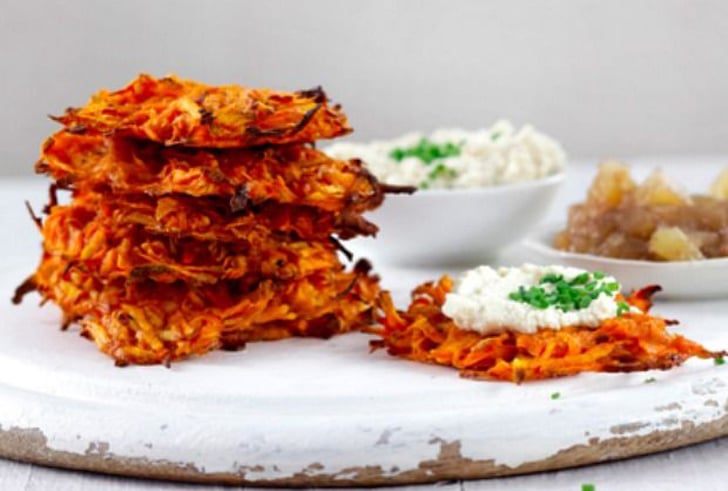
[371, 266, 724, 382]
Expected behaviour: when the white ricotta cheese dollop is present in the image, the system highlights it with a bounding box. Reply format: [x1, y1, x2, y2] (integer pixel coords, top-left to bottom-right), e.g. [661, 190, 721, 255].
[324, 120, 565, 189]
[441, 264, 637, 335]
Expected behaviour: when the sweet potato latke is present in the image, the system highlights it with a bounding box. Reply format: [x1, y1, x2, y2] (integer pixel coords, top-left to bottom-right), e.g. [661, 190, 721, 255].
[372, 277, 724, 382]
[42, 202, 344, 284]
[15, 74, 413, 365]
[38, 132, 384, 213]
[28, 255, 378, 364]
[52, 74, 351, 148]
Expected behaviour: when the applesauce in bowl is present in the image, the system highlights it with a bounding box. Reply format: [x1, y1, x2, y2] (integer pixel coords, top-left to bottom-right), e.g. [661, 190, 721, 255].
[554, 161, 728, 261]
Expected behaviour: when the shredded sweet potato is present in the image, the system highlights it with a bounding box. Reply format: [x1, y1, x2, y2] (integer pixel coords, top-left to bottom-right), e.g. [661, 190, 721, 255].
[372, 277, 725, 382]
[15, 75, 415, 365]
[31, 255, 377, 366]
[38, 132, 384, 214]
[52, 74, 351, 148]
[67, 190, 378, 241]
[42, 201, 344, 285]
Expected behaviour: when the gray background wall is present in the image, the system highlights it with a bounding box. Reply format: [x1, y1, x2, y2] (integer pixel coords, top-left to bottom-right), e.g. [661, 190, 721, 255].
[1, 0, 727, 176]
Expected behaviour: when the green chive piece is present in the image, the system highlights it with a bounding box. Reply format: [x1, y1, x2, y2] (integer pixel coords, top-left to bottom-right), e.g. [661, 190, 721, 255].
[427, 162, 457, 181]
[644, 377, 657, 384]
[550, 392, 561, 400]
[572, 273, 589, 284]
[582, 484, 596, 491]
[616, 301, 630, 317]
[715, 356, 725, 366]
[541, 273, 562, 283]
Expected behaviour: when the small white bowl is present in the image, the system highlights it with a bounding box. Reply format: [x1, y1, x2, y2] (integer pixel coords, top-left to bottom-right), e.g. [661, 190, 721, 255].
[524, 224, 728, 299]
[348, 174, 565, 268]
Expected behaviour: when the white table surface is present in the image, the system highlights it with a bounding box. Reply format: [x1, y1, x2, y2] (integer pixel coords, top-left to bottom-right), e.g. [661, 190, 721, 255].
[2, 155, 728, 490]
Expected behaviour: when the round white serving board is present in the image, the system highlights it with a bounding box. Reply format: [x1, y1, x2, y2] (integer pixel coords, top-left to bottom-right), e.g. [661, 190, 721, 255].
[3, 262, 728, 486]
[2, 166, 728, 486]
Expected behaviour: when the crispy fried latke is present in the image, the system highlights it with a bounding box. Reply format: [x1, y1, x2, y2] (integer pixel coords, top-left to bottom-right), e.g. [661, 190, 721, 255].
[41, 202, 344, 285]
[371, 277, 725, 382]
[66, 191, 379, 242]
[37, 133, 384, 213]
[29, 255, 378, 365]
[52, 74, 351, 148]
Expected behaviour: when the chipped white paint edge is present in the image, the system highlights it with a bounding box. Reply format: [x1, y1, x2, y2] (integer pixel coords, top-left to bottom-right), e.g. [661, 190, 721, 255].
[3, 270, 728, 481]
[0, 360, 727, 481]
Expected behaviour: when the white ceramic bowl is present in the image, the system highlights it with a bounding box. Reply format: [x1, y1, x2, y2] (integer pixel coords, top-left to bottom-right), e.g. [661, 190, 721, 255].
[524, 224, 728, 299]
[348, 174, 565, 267]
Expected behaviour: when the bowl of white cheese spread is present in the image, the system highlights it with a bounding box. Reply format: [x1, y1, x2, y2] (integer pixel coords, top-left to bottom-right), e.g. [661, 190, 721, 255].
[326, 121, 565, 266]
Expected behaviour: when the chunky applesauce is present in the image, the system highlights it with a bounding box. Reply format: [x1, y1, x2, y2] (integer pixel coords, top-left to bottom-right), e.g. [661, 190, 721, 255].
[554, 161, 728, 261]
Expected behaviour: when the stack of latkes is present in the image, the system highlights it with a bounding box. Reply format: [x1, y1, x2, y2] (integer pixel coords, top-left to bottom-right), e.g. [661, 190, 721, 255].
[15, 74, 403, 366]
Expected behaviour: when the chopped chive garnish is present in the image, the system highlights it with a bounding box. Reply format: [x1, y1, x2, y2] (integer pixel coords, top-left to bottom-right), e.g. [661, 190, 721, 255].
[715, 356, 725, 366]
[508, 271, 622, 313]
[582, 484, 596, 491]
[644, 377, 657, 383]
[390, 139, 463, 188]
[389, 138, 463, 165]
[550, 392, 561, 400]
